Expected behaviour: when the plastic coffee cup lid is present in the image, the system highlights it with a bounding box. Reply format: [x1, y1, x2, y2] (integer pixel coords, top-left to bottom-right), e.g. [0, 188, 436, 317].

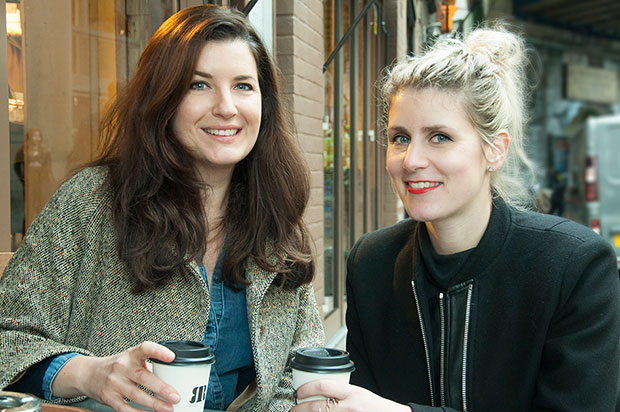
[151, 340, 215, 365]
[290, 347, 355, 373]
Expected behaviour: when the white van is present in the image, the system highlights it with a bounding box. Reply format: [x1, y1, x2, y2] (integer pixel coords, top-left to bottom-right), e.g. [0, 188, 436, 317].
[566, 114, 620, 272]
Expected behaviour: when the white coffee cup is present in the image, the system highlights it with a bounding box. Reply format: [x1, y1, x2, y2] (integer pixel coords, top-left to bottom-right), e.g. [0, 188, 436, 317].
[151, 340, 215, 412]
[291, 347, 355, 403]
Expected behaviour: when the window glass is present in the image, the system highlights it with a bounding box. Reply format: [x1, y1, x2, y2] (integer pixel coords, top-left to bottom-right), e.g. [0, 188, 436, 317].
[322, 0, 384, 324]
[323, 0, 336, 316]
[7, 1, 24, 251]
[5, 0, 177, 251]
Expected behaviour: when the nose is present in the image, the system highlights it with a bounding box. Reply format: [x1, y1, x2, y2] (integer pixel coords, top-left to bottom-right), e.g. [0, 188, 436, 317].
[212, 88, 238, 118]
[402, 143, 429, 171]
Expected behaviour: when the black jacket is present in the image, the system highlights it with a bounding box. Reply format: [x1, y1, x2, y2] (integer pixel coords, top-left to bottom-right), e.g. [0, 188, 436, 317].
[346, 199, 620, 412]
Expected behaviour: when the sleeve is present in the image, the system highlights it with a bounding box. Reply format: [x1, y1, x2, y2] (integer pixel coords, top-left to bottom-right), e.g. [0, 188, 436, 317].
[0, 174, 97, 391]
[43, 353, 82, 400]
[5, 356, 54, 398]
[6, 353, 81, 400]
[265, 282, 325, 412]
[532, 236, 620, 412]
[345, 235, 380, 393]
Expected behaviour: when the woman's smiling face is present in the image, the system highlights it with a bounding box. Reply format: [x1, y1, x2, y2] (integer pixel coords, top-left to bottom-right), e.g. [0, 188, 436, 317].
[172, 39, 262, 179]
[386, 87, 494, 227]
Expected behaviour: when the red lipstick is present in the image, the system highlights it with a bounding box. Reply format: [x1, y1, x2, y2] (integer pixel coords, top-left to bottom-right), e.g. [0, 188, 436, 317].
[406, 181, 441, 195]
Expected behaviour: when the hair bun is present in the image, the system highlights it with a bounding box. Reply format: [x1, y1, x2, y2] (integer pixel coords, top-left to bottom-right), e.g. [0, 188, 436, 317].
[465, 26, 526, 71]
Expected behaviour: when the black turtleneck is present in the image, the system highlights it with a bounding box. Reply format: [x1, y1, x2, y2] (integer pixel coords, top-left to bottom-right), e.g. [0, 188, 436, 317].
[418, 224, 474, 292]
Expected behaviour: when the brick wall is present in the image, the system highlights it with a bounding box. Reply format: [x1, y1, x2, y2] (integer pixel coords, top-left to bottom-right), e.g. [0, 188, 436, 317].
[275, 0, 326, 311]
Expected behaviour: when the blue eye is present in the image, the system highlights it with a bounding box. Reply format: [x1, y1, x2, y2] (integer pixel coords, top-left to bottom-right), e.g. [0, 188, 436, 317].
[431, 134, 451, 143]
[190, 81, 208, 90]
[392, 135, 410, 144]
[235, 83, 253, 91]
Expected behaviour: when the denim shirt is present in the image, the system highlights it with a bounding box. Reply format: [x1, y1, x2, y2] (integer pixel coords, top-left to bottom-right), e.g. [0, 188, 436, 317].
[32, 253, 254, 411]
[199, 258, 254, 410]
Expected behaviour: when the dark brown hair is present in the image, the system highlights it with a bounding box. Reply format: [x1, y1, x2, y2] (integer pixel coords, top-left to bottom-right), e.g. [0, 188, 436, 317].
[89, 5, 314, 292]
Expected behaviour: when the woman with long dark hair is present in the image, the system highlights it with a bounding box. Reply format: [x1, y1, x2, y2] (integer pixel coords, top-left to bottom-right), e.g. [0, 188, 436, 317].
[0, 5, 324, 412]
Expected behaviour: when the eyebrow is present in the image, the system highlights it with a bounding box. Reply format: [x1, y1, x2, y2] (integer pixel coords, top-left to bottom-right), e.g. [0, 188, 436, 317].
[387, 124, 455, 134]
[194, 70, 257, 82]
[421, 124, 453, 133]
[387, 125, 410, 135]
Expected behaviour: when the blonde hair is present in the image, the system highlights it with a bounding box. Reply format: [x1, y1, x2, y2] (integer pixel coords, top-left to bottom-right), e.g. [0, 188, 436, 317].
[381, 25, 535, 208]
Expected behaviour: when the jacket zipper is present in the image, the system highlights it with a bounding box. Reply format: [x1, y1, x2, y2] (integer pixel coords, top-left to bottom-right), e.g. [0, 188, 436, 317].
[462, 284, 474, 412]
[439, 292, 446, 406]
[440, 284, 474, 410]
[411, 280, 436, 407]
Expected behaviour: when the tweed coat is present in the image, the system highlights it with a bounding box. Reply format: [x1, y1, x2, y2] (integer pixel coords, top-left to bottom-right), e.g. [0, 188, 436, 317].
[0, 167, 325, 411]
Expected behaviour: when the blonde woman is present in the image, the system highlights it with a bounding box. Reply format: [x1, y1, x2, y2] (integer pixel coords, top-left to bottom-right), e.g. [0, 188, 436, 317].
[292, 26, 619, 412]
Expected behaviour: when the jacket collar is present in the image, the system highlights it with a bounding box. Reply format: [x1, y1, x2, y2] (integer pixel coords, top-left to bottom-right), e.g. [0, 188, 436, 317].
[245, 259, 278, 316]
[395, 197, 512, 287]
[187, 256, 278, 306]
[457, 197, 511, 282]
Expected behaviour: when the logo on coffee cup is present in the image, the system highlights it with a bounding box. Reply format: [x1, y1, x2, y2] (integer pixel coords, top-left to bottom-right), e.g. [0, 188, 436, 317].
[189, 385, 207, 404]
[150, 341, 215, 412]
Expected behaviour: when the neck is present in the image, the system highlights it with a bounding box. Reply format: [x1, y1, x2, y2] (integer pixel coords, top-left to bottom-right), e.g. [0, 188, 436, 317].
[198, 165, 234, 223]
[204, 184, 229, 224]
[425, 197, 493, 255]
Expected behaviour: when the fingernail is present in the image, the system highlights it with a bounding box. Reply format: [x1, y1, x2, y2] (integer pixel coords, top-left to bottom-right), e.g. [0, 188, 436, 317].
[169, 393, 180, 404]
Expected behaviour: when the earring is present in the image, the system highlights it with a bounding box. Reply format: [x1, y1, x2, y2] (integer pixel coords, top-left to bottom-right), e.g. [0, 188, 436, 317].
[488, 167, 494, 172]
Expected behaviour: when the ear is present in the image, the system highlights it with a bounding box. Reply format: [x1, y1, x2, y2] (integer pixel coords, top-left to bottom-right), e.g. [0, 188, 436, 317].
[484, 130, 510, 171]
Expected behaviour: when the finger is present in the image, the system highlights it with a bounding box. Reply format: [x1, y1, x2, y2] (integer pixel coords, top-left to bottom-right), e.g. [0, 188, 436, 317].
[132, 341, 176, 364]
[143, 360, 153, 372]
[293, 398, 338, 412]
[290, 399, 321, 412]
[95, 383, 145, 412]
[97, 370, 176, 412]
[123, 385, 176, 412]
[130, 362, 180, 405]
[296, 379, 344, 397]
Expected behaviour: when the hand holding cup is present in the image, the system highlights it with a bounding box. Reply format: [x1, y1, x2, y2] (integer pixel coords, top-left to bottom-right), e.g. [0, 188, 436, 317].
[291, 347, 355, 403]
[291, 379, 413, 412]
[50, 341, 181, 412]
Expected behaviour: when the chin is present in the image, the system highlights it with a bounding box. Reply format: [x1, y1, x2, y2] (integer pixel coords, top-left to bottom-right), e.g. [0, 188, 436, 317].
[407, 214, 434, 223]
[405, 209, 441, 223]
[402, 200, 435, 222]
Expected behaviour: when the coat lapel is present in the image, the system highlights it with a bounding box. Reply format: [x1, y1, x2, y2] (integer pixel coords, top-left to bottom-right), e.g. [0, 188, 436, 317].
[244, 259, 279, 407]
[245, 260, 277, 317]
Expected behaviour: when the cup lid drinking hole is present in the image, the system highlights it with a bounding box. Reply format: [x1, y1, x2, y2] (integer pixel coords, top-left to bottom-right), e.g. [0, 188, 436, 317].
[290, 347, 355, 373]
[151, 340, 215, 365]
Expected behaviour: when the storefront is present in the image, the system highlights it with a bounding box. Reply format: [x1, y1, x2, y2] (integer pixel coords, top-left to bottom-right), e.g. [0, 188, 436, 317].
[1, 0, 409, 343]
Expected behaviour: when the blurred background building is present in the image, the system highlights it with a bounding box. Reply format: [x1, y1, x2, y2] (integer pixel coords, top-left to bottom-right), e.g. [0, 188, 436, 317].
[1, 0, 619, 346]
